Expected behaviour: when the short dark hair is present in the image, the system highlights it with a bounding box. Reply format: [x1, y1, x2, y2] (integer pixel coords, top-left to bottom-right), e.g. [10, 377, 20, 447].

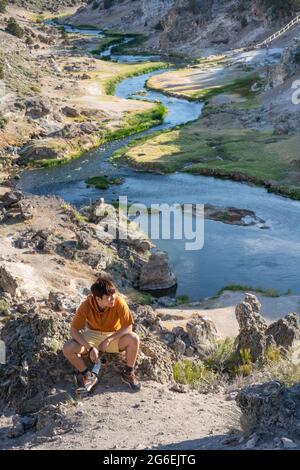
[91, 276, 116, 298]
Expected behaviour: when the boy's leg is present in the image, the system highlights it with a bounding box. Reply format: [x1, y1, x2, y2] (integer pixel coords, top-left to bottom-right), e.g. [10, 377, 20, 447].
[63, 339, 88, 372]
[118, 332, 140, 368]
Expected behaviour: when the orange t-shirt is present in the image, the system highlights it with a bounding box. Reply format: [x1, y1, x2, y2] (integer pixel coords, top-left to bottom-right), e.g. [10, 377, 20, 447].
[71, 294, 133, 332]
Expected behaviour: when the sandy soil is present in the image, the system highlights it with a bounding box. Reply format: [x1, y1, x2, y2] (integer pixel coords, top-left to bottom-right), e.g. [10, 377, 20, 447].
[0, 376, 241, 450]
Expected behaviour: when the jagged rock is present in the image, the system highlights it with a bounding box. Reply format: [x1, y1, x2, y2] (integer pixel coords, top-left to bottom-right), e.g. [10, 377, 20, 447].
[157, 296, 176, 307]
[9, 414, 37, 437]
[235, 293, 268, 361]
[161, 332, 175, 345]
[19, 140, 63, 163]
[172, 338, 186, 354]
[235, 294, 300, 361]
[281, 437, 297, 449]
[236, 381, 300, 439]
[172, 326, 186, 338]
[186, 316, 218, 359]
[76, 231, 91, 250]
[268, 38, 300, 88]
[133, 304, 157, 327]
[0, 265, 19, 296]
[17, 297, 37, 314]
[139, 250, 177, 290]
[185, 346, 195, 357]
[0, 310, 72, 413]
[1, 190, 24, 208]
[25, 97, 52, 119]
[169, 382, 188, 393]
[136, 336, 175, 383]
[265, 313, 300, 350]
[61, 106, 81, 117]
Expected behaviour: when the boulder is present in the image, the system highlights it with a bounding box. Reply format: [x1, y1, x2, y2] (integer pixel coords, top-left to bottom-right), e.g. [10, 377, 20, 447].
[236, 381, 300, 439]
[1, 190, 24, 208]
[265, 313, 300, 350]
[139, 250, 177, 290]
[186, 316, 218, 359]
[136, 336, 175, 383]
[61, 106, 81, 118]
[0, 310, 72, 412]
[235, 294, 300, 361]
[25, 97, 52, 119]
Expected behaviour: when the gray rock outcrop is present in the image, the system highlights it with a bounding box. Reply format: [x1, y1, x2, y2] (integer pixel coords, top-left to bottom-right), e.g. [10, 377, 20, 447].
[235, 293, 300, 361]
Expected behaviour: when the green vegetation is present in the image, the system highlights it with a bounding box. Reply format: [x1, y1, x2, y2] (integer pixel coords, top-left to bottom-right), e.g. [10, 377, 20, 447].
[172, 340, 300, 390]
[176, 295, 190, 305]
[0, 299, 10, 315]
[191, 75, 260, 101]
[215, 284, 281, 298]
[103, 63, 169, 95]
[5, 17, 24, 38]
[0, 0, 7, 14]
[85, 175, 123, 190]
[125, 288, 154, 305]
[29, 101, 166, 169]
[111, 123, 300, 200]
[0, 63, 3, 80]
[204, 338, 237, 374]
[172, 359, 216, 388]
[105, 102, 167, 140]
[0, 117, 7, 129]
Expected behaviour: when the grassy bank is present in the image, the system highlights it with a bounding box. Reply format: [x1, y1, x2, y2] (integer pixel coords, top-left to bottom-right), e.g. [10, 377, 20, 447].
[103, 62, 169, 95]
[111, 123, 300, 200]
[29, 101, 167, 168]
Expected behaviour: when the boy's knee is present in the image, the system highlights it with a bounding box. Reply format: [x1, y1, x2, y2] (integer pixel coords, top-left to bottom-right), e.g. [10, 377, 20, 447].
[63, 340, 74, 357]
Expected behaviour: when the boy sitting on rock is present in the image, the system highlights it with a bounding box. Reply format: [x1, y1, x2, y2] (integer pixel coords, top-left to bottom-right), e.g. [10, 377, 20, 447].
[63, 276, 141, 392]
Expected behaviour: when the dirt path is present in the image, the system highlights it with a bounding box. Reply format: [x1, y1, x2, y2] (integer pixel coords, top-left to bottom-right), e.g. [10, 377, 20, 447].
[0, 374, 240, 450]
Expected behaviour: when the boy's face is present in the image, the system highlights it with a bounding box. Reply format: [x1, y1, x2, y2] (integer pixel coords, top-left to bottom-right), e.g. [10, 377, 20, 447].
[97, 292, 116, 308]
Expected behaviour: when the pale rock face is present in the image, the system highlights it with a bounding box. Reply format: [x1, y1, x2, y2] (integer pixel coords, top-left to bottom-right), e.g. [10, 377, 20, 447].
[139, 249, 177, 290]
[186, 315, 218, 359]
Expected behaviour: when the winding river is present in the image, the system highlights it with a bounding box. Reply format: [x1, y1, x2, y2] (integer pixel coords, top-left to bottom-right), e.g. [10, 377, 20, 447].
[19, 25, 300, 300]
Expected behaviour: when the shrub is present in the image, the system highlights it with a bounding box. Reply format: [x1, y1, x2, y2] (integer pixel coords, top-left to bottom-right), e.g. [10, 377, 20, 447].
[204, 337, 237, 374]
[0, 0, 7, 14]
[5, 17, 24, 38]
[172, 359, 216, 388]
[104, 0, 113, 9]
[0, 63, 4, 80]
[240, 16, 248, 28]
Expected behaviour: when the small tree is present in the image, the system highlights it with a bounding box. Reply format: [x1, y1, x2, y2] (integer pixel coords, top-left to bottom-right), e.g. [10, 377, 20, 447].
[104, 0, 114, 9]
[5, 17, 24, 38]
[0, 0, 7, 14]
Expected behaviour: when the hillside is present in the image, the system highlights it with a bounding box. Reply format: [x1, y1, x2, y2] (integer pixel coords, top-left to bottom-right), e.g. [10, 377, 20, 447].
[66, 0, 300, 56]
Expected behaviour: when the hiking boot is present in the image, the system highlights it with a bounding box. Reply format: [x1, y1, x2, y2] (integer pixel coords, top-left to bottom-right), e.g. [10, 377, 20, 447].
[121, 369, 141, 392]
[81, 370, 99, 392]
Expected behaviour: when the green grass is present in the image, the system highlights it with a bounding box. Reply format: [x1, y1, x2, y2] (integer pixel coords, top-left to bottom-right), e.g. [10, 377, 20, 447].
[111, 123, 300, 200]
[215, 284, 281, 298]
[0, 299, 10, 315]
[191, 75, 260, 101]
[85, 175, 123, 190]
[103, 63, 169, 95]
[125, 288, 154, 305]
[172, 359, 216, 388]
[28, 102, 167, 168]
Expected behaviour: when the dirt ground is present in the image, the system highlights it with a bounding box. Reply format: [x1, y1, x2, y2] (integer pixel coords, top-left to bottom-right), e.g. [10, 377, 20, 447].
[0, 374, 241, 450]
